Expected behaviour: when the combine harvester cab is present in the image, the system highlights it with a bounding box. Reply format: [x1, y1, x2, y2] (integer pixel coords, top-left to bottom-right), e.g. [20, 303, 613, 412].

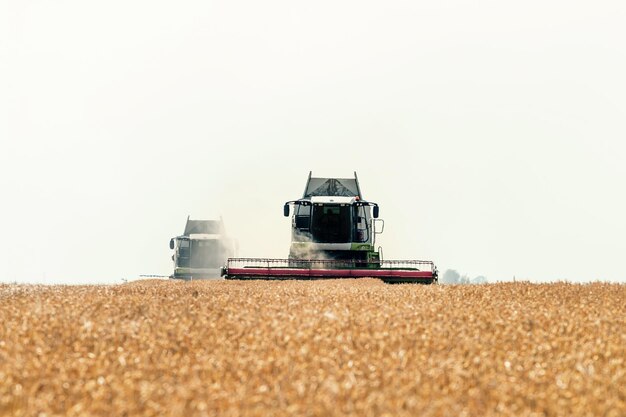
[222, 172, 437, 284]
[170, 217, 235, 280]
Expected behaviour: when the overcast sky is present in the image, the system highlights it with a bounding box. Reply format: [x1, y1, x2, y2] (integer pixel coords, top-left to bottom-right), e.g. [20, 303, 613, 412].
[1, 1, 625, 284]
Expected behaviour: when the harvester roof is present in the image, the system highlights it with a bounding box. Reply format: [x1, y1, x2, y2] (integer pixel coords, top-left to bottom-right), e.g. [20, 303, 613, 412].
[187, 233, 221, 240]
[310, 196, 357, 204]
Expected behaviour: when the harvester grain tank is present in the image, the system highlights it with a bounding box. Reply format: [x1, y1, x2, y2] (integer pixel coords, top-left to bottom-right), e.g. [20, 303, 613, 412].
[170, 217, 235, 280]
[222, 172, 437, 283]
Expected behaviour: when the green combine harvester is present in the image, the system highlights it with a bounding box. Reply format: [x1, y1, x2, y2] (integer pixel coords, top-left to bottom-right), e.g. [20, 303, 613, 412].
[222, 172, 437, 284]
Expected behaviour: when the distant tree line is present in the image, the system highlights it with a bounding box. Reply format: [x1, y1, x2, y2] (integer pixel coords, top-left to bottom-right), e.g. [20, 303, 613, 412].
[441, 269, 487, 284]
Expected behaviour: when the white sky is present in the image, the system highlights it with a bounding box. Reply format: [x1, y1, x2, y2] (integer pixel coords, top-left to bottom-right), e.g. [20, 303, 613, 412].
[1, 1, 625, 284]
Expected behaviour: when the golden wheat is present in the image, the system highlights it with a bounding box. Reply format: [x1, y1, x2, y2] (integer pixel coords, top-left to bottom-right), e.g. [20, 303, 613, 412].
[0, 280, 624, 416]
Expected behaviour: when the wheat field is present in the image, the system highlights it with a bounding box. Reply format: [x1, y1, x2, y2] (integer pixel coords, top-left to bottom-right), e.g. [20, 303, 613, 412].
[0, 280, 624, 417]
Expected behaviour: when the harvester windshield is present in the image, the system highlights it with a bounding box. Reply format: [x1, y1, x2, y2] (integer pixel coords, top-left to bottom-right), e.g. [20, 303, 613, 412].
[188, 240, 222, 269]
[311, 204, 351, 243]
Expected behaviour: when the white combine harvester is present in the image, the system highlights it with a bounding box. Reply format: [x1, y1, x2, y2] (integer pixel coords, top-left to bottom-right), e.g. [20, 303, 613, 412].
[169, 217, 235, 280]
